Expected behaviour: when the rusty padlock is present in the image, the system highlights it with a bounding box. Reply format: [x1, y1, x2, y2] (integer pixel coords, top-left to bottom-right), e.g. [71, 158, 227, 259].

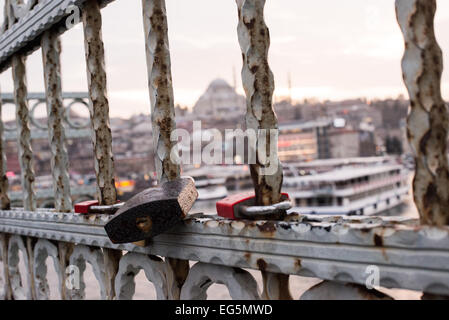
[104, 177, 198, 244]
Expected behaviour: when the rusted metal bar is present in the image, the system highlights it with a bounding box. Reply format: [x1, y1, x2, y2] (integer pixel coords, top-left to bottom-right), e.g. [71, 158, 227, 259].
[142, 0, 186, 299]
[235, 0, 287, 300]
[142, 0, 180, 183]
[0, 233, 12, 300]
[12, 54, 36, 211]
[103, 248, 121, 300]
[26, 237, 37, 300]
[41, 30, 72, 212]
[82, 0, 117, 206]
[396, 0, 449, 226]
[165, 255, 190, 300]
[57, 242, 74, 300]
[261, 272, 292, 300]
[235, 0, 283, 206]
[0, 85, 11, 210]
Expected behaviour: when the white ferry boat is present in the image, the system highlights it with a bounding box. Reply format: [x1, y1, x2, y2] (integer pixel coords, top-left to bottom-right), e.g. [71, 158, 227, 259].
[283, 164, 409, 216]
[184, 157, 410, 216]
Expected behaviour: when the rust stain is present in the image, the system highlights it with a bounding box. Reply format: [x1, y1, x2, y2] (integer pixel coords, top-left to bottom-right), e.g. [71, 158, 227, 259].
[373, 232, 388, 261]
[257, 221, 276, 236]
[136, 216, 153, 233]
[294, 258, 302, 269]
[373, 234, 383, 247]
[257, 258, 267, 271]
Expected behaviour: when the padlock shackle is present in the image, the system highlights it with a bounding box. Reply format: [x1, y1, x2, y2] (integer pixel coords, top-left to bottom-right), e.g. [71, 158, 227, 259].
[237, 199, 292, 220]
[89, 202, 125, 214]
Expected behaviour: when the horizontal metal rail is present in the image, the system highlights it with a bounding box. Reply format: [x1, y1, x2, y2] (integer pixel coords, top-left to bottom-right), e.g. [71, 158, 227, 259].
[0, 0, 115, 72]
[0, 92, 88, 102]
[1, 210, 448, 296]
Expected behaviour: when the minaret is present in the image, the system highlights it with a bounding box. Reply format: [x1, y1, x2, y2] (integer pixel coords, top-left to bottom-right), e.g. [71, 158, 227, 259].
[233, 66, 237, 92]
[233, 66, 239, 109]
[288, 72, 292, 104]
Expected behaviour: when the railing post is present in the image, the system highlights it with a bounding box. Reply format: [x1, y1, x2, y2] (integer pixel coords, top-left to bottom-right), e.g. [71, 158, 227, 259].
[261, 272, 292, 300]
[41, 30, 72, 212]
[142, 0, 187, 300]
[142, 0, 180, 183]
[0, 85, 11, 210]
[82, 0, 117, 206]
[57, 242, 74, 300]
[11, 54, 36, 211]
[235, 0, 283, 206]
[235, 0, 290, 300]
[396, 0, 449, 226]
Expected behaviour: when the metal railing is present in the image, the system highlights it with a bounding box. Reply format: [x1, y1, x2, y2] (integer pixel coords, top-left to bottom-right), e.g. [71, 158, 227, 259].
[0, 0, 448, 300]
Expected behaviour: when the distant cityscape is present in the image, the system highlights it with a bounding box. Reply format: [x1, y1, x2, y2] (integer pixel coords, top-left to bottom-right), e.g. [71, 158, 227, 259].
[2, 78, 410, 199]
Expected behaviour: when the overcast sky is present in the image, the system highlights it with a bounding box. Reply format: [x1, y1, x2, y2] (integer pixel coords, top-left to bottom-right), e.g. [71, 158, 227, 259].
[2, 0, 449, 120]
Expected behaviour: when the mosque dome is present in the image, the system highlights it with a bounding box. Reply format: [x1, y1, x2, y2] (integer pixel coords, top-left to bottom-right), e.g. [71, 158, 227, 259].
[193, 79, 246, 118]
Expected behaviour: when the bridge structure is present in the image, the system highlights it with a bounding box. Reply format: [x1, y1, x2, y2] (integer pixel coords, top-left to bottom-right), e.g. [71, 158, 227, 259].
[0, 0, 448, 300]
[1, 91, 96, 207]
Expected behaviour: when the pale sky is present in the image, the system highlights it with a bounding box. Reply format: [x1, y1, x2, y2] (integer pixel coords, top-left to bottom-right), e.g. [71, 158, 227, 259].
[2, 0, 449, 120]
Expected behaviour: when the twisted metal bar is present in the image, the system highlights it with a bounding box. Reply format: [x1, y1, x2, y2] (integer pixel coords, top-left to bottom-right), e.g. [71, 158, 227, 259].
[142, 0, 186, 300]
[82, 0, 117, 206]
[235, 0, 283, 206]
[142, 0, 180, 183]
[41, 30, 72, 212]
[0, 85, 10, 210]
[396, 0, 449, 226]
[12, 54, 35, 211]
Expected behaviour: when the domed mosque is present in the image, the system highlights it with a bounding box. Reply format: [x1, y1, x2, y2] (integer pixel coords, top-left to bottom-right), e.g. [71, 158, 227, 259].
[193, 78, 246, 119]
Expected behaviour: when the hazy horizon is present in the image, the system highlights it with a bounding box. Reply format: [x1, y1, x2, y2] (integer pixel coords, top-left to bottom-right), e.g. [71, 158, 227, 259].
[2, 0, 449, 120]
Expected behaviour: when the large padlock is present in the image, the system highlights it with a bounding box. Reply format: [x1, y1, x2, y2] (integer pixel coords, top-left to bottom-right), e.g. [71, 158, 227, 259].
[105, 177, 198, 244]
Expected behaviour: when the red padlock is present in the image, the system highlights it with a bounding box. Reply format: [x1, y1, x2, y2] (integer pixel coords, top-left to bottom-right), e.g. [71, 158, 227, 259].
[216, 192, 291, 220]
[74, 200, 99, 214]
[216, 191, 255, 219]
[74, 200, 123, 214]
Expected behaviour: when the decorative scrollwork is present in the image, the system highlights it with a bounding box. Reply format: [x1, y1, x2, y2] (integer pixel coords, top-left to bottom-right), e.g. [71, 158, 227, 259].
[0, 233, 11, 300]
[69, 245, 107, 300]
[180, 262, 260, 300]
[64, 99, 91, 129]
[114, 252, 168, 300]
[33, 239, 61, 300]
[7, 235, 32, 300]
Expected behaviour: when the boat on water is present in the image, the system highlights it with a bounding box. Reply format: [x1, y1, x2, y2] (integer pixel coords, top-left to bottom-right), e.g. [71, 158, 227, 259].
[283, 164, 409, 215]
[184, 157, 409, 216]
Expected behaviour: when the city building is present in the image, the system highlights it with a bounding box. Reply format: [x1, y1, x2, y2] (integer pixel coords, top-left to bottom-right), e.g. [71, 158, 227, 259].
[278, 118, 377, 163]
